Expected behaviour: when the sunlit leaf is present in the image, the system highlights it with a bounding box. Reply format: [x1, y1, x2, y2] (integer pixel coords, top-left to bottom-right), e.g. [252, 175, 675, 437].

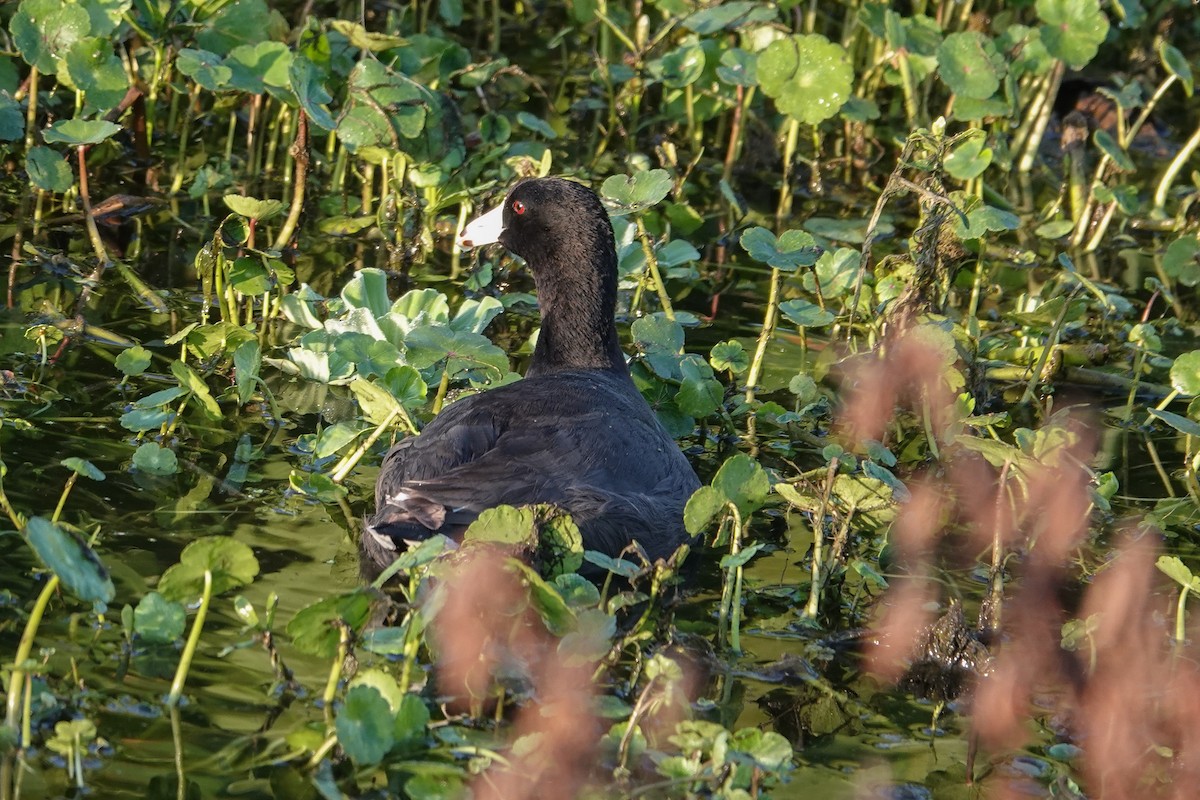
[133, 591, 186, 643]
[43, 118, 122, 146]
[158, 536, 260, 602]
[757, 34, 852, 125]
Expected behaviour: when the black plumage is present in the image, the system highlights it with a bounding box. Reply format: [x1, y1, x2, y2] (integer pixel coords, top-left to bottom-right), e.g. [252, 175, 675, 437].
[362, 177, 700, 577]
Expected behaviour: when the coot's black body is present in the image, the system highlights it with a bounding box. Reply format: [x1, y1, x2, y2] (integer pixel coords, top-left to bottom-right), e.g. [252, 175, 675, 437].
[362, 178, 700, 577]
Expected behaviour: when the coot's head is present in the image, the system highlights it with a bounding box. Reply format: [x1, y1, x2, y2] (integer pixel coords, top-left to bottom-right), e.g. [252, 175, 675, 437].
[458, 177, 616, 275]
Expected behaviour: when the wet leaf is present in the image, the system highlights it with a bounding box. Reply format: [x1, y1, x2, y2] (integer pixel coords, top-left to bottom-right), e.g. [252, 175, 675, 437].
[684, 485, 725, 534]
[158, 536, 260, 602]
[717, 47, 757, 86]
[676, 355, 723, 417]
[757, 34, 853, 125]
[25, 516, 115, 604]
[133, 591, 186, 643]
[336, 685, 394, 765]
[132, 441, 178, 475]
[11, 0, 90, 74]
[683, 2, 776, 33]
[26, 146, 73, 191]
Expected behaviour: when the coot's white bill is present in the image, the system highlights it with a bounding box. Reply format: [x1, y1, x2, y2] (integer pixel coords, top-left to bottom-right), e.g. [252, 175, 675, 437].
[458, 202, 505, 249]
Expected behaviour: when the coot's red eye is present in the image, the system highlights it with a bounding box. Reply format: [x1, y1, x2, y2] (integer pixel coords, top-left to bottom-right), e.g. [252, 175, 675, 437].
[512, 200, 526, 215]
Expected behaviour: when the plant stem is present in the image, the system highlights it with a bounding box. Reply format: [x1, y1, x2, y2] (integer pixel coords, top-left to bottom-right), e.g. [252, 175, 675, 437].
[322, 621, 351, 713]
[636, 217, 675, 320]
[168, 569, 213, 705]
[272, 111, 310, 252]
[1174, 586, 1188, 645]
[804, 458, 838, 618]
[743, 267, 782, 404]
[1016, 61, 1063, 173]
[1153, 119, 1200, 214]
[4, 574, 60, 743]
[775, 117, 801, 223]
[330, 407, 403, 483]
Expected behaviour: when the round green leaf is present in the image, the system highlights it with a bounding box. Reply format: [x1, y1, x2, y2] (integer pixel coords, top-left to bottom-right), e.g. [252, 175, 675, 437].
[1037, 0, 1110, 70]
[43, 118, 122, 146]
[64, 37, 128, 111]
[713, 453, 770, 516]
[756, 34, 852, 125]
[717, 48, 757, 87]
[26, 146, 73, 192]
[25, 516, 115, 605]
[1170, 351, 1200, 396]
[133, 591, 186, 643]
[658, 44, 705, 89]
[11, 0, 91, 74]
[115, 344, 152, 377]
[937, 32, 1004, 100]
[158, 536, 260, 602]
[739, 227, 820, 270]
[601, 170, 673, 215]
[336, 685, 395, 765]
[132, 441, 178, 475]
[1163, 236, 1200, 288]
[709, 340, 749, 374]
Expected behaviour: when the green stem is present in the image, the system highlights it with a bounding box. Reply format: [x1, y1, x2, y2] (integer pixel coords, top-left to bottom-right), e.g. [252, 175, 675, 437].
[1153, 118, 1200, 214]
[4, 574, 59, 738]
[330, 407, 403, 484]
[168, 569, 213, 705]
[322, 621, 351, 713]
[636, 217, 674, 320]
[743, 267, 782, 404]
[775, 118, 801, 224]
[1175, 587, 1188, 645]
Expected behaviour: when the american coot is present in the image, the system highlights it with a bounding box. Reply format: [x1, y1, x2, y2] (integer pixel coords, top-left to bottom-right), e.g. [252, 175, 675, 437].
[362, 177, 700, 577]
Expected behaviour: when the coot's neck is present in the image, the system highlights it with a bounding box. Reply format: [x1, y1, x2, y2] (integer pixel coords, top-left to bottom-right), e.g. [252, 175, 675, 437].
[523, 232, 628, 378]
